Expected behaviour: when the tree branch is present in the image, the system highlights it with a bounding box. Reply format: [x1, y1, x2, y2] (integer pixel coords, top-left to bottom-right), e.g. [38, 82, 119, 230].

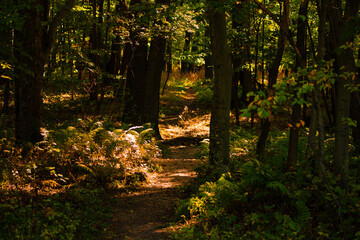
[44, 0, 76, 58]
[252, 0, 305, 67]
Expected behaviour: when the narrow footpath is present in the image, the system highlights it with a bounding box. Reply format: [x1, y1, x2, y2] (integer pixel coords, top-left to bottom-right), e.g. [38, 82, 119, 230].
[107, 87, 209, 239]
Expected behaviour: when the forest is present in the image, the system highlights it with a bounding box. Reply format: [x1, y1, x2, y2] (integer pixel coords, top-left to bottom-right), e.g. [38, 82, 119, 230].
[0, 0, 360, 239]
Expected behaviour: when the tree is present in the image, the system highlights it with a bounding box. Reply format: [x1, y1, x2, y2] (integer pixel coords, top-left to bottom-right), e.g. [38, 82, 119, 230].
[13, 0, 76, 143]
[207, 0, 233, 174]
[255, 0, 289, 157]
[287, 0, 308, 169]
[328, 0, 359, 189]
[142, 0, 168, 137]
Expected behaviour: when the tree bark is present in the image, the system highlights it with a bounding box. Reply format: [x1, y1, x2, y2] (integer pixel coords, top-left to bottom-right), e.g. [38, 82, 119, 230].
[306, 0, 327, 178]
[14, 0, 75, 143]
[207, 0, 233, 174]
[287, 0, 308, 169]
[143, 36, 166, 137]
[328, 0, 359, 189]
[123, 0, 148, 124]
[181, 31, 192, 73]
[204, 26, 213, 79]
[256, 0, 289, 157]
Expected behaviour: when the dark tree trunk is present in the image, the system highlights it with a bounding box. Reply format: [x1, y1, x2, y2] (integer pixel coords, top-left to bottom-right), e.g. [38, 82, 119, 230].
[328, 0, 359, 189]
[123, 0, 148, 123]
[351, 92, 360, 150]
[124, 37, 148, 124]
[89, 0, 104, 102]
[287, 0, 308, 169]
[307, 0, 326, 178]
[256, 0, 289, 157]
[13, 0, 75, 143]
[207, 0, 233, 175]
[204, 26, 213, 79]
[142, 0, 168, 137]
[231, 55, 241, 126]
[143, 36, 166, 137]
[1, 77, 10, 114]
[120, 42, 132, 76]
[181, 31, 192, 74]
[105, 35, 121, 81]
[14, 1, 45, 143]
[0, 27, 12, 114]
[351, 31, 360, 151]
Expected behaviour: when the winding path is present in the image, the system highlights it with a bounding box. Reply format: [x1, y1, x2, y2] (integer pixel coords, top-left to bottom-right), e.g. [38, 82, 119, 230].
[107, 87, 208, 239]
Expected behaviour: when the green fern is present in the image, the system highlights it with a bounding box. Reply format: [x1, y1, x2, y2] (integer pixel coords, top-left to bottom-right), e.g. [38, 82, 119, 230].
[266, 181, 290, 195]
[295, 199, 311, 225]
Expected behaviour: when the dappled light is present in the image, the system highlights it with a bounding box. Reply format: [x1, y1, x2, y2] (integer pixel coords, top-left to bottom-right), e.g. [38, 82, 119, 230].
[1, 0, 360, 239]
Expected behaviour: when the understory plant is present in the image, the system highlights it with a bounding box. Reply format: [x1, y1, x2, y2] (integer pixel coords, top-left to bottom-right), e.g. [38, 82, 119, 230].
[0, 118, 160, 239]
[172, 130, 360, 240]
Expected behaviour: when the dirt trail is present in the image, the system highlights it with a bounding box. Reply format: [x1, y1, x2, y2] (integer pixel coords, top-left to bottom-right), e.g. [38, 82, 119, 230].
[107, 87, 208, 240]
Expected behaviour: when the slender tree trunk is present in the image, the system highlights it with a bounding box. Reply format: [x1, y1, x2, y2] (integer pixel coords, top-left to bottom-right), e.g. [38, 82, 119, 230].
[231, 56, 240, 126]
[181, 31, 191, 73]
[0, 27, 12, 114]
[1, 77, 10, 114]
[306, 0, 327, 178]
[287, 0, 308, 169]
[207, 0, 233, 175]
[204, 26, 213, 79]
[256, 0, 289, 157]
[89, 0, 104, 103]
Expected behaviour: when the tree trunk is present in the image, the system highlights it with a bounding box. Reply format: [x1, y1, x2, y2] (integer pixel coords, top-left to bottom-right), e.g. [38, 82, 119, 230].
[207, 0, 233, 175]
[204, 26, 213, 79]
[143, 36, 166, 137]
[14, 1, 45, 143]
[14, 0, 75, 143]
[123, 0, 148, 124]
[89, 0, 104, 103]
[2, 78, 10, 114]
[142, 0, 168, 137]
[328, 0, 359, 189]
[256, 0, 289, 157]
[124, 37, 148, 124]
[287, 0, 308, 169]
[181, 31, 191, 73]
[0, 26, 12, 114]
[307, 0, 326, 178]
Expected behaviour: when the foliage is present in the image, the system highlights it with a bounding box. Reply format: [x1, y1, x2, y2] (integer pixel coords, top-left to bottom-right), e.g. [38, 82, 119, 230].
[172, 130, 360, 240]
[0, 189, 109, 240]
[0, 117, 160, 239]
[193, 78, 214, 107]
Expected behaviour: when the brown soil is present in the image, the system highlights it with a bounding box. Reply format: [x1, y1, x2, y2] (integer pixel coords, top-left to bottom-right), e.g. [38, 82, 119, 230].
[106, 87, 209, 240]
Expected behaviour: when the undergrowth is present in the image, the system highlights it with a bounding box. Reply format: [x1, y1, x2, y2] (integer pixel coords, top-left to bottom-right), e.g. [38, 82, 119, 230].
[172, 128, 360, 240]
[0, 117, 160, 239]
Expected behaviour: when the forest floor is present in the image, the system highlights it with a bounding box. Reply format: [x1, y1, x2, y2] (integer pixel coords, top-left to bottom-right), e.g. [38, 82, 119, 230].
[105, 87, 210, 240]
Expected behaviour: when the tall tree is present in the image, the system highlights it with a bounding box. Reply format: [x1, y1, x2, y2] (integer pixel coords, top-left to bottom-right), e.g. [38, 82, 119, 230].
[328, 0, 359, 189]
[142, 0, 168, 137]
[287, 0, 308, 168]
[256, 0, 289, 156]
[89, 0, 104, 102]
[123, 0, 148, 124]
[207, 0, 233, 175]
[14, 0, 76, 143]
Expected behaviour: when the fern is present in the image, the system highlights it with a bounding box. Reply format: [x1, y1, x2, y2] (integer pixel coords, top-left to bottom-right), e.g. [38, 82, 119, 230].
[295, 200, 311, 225]
[266, 181, 290, 195]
